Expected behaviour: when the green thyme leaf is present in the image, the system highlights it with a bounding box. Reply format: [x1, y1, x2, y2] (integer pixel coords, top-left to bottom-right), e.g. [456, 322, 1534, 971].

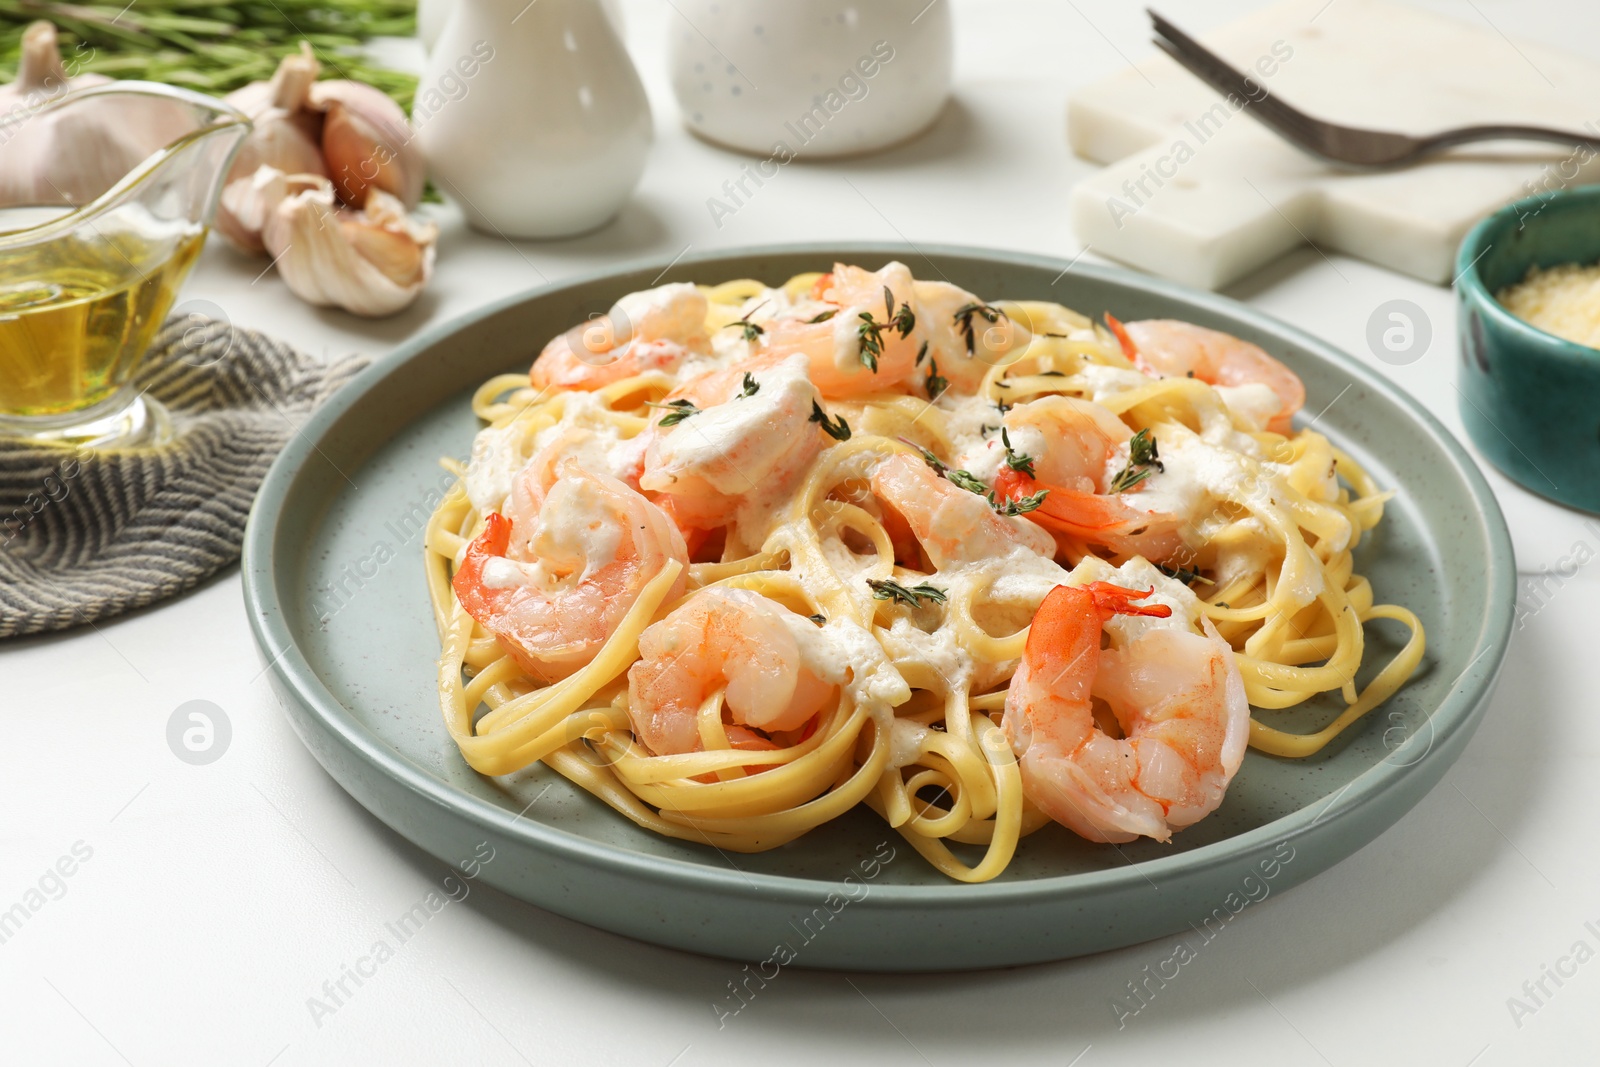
[739, 372, 760, 398]
[1157, 563, 1214, 586]
[807, 309, 838, 324]
[898, 438, 947, 475]
[867, 578, 948, 608]
[648, 398, 699, 427]
[856, 312, 884, 372]
[925, 355, 949, 399]
[1129, 428, 1163, 470]
[954, 301, 1004, 356]
[723, 302, 767, 343]
[1000, 427, 1035, 477]
[1108, 429, 1162, 492]
[995, 489, 1049, 516]
[810, 401, 851, 441]
[946, 469, 990, 496]
[891, 300, 916, 338]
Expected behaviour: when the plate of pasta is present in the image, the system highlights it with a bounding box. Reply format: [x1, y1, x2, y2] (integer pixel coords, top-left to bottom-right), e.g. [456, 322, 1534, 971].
[244, 244, 1513, 970]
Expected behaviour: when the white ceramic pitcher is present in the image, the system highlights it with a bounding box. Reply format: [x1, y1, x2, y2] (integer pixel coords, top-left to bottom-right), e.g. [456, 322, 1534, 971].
[415, 0, 652, 238]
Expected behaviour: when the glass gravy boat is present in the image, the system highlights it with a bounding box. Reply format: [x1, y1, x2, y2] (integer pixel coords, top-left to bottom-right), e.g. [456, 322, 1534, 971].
[0, 83, 250, 446]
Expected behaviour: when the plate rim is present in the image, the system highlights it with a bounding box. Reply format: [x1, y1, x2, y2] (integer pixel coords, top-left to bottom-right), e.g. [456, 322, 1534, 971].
[242, 241, 1516, 904]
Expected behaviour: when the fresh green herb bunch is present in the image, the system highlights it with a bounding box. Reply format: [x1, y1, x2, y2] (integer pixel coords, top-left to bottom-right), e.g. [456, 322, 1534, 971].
[0, 1, 419, 109]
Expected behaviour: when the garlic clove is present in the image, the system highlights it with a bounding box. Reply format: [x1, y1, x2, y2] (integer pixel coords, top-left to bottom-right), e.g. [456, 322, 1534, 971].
[262, 175, 437, 318]
[217, 45, 327, 253]
[312, 80, 425, 210]
[216, 165, 292, 254]
[0, 20, 108, 100]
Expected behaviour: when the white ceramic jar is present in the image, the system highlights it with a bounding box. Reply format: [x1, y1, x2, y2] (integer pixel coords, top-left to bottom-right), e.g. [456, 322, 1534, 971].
[668, 0, 954, 159]
[418, 0, 624, 53]
[415, 0, 652, 239]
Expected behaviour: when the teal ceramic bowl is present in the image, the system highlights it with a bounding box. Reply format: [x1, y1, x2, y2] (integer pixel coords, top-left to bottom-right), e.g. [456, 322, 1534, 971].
[244, 243, 1514, 971]
[1457, 183, 1600, 512]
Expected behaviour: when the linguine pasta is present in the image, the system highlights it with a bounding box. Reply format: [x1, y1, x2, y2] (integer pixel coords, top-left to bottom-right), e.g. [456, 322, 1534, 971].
[423, 268, 1425, 883]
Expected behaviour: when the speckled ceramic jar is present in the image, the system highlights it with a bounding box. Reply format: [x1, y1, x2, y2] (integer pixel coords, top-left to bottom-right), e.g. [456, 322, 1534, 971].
[668, 0, 954, 159]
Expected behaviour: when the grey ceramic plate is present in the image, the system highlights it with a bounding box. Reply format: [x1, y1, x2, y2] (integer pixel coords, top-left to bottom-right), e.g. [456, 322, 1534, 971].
[243, 244, 1514, 971]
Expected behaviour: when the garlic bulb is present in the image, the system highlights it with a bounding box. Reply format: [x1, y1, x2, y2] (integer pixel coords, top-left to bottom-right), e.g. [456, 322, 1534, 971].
[259, 170, 437, 318]
[216, 44, 423, 253]
[0, 21, 193, 206]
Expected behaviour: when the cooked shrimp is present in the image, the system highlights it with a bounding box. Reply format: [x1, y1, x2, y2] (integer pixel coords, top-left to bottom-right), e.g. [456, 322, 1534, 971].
[1003, 581, 1249, 843]
[639, 355, 824, 538]
[531, 282, 709, 391]
[992, 396, 1185, 561]
[870, 451, 1055, 568]
[453, 462, 688, 682]
[1114, 318, 1305, 435]
[914, 279, 1032, 393]
[627, 587, 840, 756]
[759, 262, 923, 397]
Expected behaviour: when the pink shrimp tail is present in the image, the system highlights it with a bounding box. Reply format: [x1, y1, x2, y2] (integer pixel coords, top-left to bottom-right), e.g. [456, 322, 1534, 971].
[1083, 582, 1171, 620]
[1026, 582, 1171, 664]
[452, 512, 512, 620]
[1104, 312, 1139, 362]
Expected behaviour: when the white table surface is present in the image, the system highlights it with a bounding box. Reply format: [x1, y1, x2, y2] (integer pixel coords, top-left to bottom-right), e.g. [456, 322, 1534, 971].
[5, 1, 1599, 1063]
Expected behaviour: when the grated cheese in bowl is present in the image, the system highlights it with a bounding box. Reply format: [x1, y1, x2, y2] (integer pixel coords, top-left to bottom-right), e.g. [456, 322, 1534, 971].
[1496, 261, 1600, 349]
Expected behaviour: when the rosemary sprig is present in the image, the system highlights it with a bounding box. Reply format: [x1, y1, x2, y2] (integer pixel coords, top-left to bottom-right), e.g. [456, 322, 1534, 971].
[0, 1, 419, 108]
[739, 372, 760, 398]
[954, 301, 1004, 356]
[810, 401, 851, 441]
[1000, 427, 1035, 477]
[648, 399, 699, 427]
[867, 578, 947, 608]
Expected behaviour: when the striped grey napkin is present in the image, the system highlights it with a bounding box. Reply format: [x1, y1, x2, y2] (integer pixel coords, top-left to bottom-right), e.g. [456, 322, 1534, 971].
[0, 317, 368, 638]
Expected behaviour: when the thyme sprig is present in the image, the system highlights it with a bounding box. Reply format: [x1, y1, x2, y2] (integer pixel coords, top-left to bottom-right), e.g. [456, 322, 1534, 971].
[867, 578, 947, 608]
[723, 304, 767, 343]
[647, 399, 699, 427]
[946, 469, 990, 496]
[810, 401, 851, 441]
[1108, 429, 1163, 493]
[954, 301, 1005, 356]
[1000, 427, 1034, 477]
[739, 372, 760, 398]
[899, 438, 947, 475]
[1157, 563, 1213, 586]
[995, 490, 1049, 516]
[924, 354, 949, 399]
[856, 288, 916, 372]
